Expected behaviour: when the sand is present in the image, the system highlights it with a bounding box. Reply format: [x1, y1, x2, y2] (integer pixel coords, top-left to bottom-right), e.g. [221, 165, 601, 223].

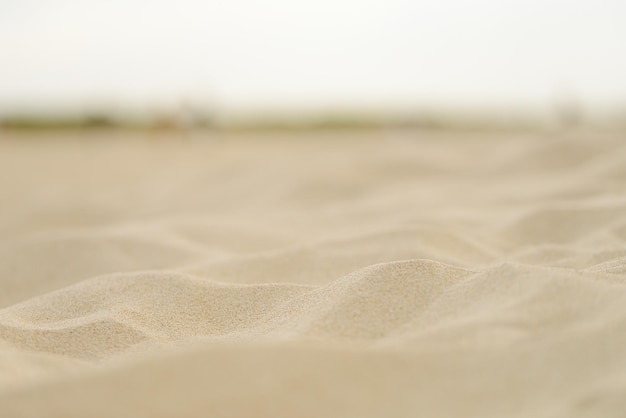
[0, 130, 625, 417]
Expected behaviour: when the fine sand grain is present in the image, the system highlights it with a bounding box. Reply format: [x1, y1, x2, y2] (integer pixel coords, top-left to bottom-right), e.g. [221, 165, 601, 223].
[1, 130, 626, 417]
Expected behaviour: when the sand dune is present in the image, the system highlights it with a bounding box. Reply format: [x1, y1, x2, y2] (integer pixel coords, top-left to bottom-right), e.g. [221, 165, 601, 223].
[1, 131, 626, 417]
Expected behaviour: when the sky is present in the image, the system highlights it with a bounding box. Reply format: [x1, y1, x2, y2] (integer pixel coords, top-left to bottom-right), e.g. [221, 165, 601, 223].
[1, 0, 625, 115]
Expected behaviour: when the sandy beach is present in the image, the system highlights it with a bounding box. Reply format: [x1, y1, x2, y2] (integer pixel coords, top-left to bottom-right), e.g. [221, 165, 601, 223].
[1, 130, 626, 417]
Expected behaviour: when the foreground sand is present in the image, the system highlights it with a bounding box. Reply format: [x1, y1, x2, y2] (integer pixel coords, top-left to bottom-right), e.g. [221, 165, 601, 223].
[0, 130, 625, 417]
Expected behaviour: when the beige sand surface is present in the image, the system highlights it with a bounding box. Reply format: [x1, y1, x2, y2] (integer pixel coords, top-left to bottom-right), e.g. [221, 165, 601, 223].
[0, 130, 626, 417]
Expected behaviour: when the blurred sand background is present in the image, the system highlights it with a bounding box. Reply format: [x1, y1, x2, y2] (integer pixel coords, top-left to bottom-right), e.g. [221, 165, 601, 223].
[1, 129, 626, 417]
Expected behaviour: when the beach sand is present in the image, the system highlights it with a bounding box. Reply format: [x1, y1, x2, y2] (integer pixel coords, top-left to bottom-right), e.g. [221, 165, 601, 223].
[1, 130, 625, 417]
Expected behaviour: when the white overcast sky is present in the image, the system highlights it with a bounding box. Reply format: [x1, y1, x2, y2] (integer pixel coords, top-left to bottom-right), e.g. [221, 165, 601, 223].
[1, 0, 625, 113]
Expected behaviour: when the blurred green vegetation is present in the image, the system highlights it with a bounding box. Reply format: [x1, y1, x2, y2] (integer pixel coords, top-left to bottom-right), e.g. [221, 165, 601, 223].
[1, 108, 625, 133]
[1, 115, 116, 130]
